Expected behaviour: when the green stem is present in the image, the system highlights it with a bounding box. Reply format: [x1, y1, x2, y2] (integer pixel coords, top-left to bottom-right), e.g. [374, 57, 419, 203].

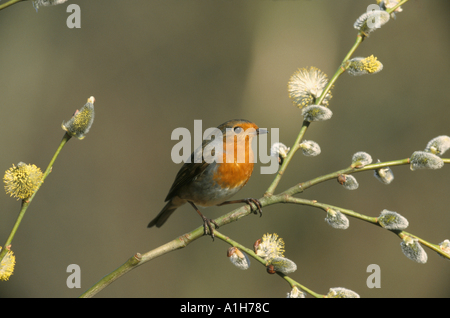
[80, 227, 204, 298]
[0, 0, 25, 11]
[386, 0, 410, 14]
[213, 230, 324, 298]
[278, 273, 324, 298]
[285, 196, 379, 224]
[316, 35, 363, 106]
[316, 0, 410, 107]
[282, 158, 410, 197]
[0, 133, 71, 261]
[396, 231, 450, 260]
[41, 132, 72, 180]
[0, 202, 27, 259]
[79, 253, 143, 298]
[265, 17, 366, 196]
[264, 121, 310, 196]
[78, 157, 448, 297]
[213, 230, 266, 264]
[284, 196, 450, 261]
[353, 158, 410, 172]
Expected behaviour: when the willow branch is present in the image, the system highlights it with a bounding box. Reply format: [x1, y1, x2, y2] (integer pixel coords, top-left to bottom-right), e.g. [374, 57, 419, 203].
[0, 133, 72, 262]
[284, 196, 450, 261]
[265, 1, 405, 196]
[265, 121, 310, 196]
[80, 156, 448, 297]
[0, 0, 25, 11]
[213, 230, 324, 298]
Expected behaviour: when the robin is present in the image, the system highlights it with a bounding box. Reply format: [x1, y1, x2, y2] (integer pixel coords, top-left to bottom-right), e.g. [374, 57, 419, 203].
[148, 119, 266, 240]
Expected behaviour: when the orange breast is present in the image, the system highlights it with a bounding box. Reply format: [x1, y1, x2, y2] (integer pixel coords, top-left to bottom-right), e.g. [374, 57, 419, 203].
[213, 161, 254, 189]
[213, 134, 255, 189]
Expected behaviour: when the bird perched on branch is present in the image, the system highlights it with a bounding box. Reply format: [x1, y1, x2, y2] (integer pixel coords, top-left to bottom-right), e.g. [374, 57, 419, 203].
[148, 119, 266, 240]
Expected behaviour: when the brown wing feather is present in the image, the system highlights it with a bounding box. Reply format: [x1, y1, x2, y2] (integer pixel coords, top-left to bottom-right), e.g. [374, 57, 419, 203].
[165, 139, 215, 201]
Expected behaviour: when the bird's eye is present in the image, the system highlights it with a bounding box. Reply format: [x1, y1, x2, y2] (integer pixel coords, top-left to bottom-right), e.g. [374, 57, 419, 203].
[233, 126, 243, 134]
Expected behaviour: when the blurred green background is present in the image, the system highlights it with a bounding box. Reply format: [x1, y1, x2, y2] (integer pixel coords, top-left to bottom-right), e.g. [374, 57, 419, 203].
[1, 0, 449, 298]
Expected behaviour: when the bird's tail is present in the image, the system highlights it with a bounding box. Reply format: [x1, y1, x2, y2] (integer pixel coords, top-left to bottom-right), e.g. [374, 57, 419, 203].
[147, 200, 179, 228]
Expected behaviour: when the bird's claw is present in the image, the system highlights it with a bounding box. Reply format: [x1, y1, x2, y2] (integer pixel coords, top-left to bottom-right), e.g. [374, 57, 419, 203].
[202, 217, 219, 241]
[243, 198, 263, 217]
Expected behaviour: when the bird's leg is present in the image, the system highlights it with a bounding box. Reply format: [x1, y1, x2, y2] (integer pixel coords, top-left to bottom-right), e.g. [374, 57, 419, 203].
[218, 198, 263, 217]
[188, 201, 219, 241]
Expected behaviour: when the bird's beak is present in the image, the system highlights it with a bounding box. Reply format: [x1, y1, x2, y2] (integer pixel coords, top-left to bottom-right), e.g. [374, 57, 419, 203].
[256, 128, 268, 135]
